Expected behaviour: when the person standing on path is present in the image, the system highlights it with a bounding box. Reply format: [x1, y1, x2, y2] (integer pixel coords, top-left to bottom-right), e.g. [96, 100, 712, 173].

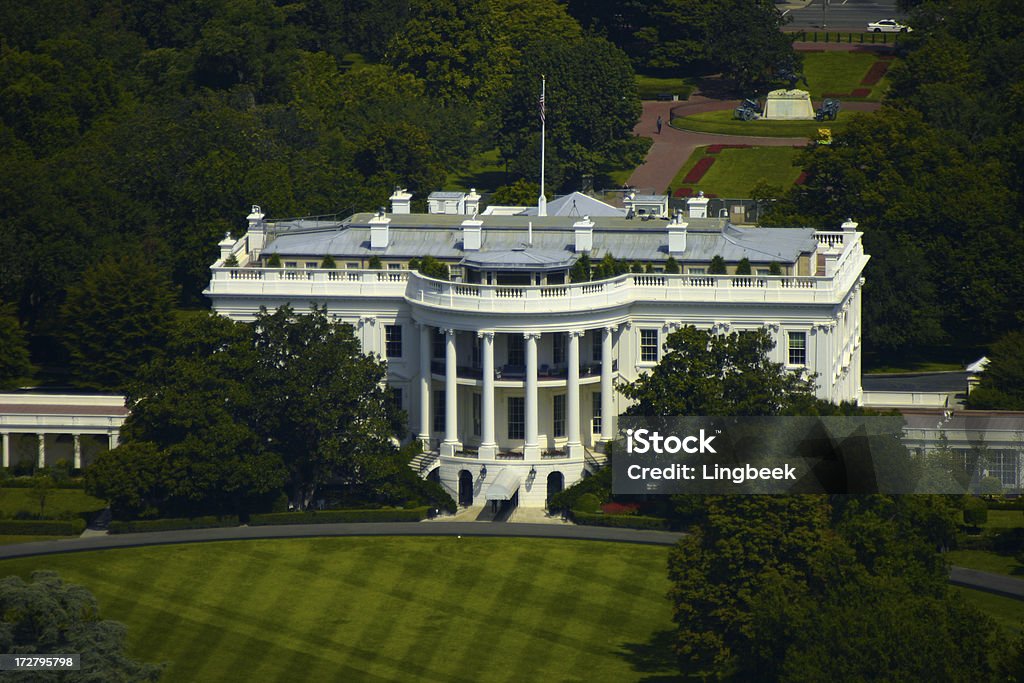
[656, 115, 663, 134]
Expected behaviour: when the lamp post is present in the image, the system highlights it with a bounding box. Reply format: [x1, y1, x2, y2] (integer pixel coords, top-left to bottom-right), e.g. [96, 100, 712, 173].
[822, 0, 829, 29]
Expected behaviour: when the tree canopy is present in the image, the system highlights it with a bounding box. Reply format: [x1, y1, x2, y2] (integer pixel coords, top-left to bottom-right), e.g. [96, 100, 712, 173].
[0, 571, 163, 682]
[0, 301, 31, 389]
[966, 330, 1024, 410]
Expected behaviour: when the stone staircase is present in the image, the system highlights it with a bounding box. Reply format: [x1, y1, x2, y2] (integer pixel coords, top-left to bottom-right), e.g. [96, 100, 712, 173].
[409, 449, 440, 475]
[584, 448, 608, 472]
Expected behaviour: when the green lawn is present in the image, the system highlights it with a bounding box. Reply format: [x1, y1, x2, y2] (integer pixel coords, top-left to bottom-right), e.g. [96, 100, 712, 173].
[447, 147, 507, 192]
[635, 73, 695, 100]
[0, 535, 70, 545]
[984, 509, 1024, 529]
[0, 487, 105, 519]
[0, 538, 676, 682]
[946, 550, 1024, 577]
[953, 587, 1024, 637]
[801, 52, 891, 101]
[669, 145, 803, 199]
[671, 109, 853, 137]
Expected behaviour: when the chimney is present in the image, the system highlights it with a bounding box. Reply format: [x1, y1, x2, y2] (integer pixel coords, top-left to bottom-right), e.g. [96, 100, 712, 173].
[687, 191, 709, 218]
[219, 232, 235, 262]
[370, 210, 391, 249]
[246, 204, 266, 258]
[573, 216, 594, 253]
[465, 188, 481, 216]
[390, 187, 412, 215]
[667, 213, 688, 255]
[841, 218, 858, 232]
[462, 218, 482, 251]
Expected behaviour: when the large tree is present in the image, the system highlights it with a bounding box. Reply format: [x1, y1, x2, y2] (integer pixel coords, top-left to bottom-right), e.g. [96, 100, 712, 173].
[966, 330, 1024, 410]
[0, 301, 31, 389]
[620, 325, 818, 417]
[60, 251, 176, 391]
[0, 571, 162, 682]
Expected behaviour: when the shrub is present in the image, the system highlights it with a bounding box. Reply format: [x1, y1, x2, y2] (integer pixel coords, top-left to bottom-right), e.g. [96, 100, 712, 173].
[107, 516, 239, 534]
[320, 255, 336, 269]
[709, 255, 727, 274]
[573, 493, 602, 514]
[368, 255, 383, 269]
[769, 261, 783, 275]
[735, 258, 752, 275]
[0, 519, 85, 535]
[248, 507, 430, 525]
[265, 253, 282, 267]
[223, 253, 239, 267]
[665, 256, 680, 274]
[963, 497, 988, 528]
[572, 512, 669, 531]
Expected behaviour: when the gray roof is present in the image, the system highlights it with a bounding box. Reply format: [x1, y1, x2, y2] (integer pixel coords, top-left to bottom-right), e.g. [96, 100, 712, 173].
[261, 212, 818, 264]
[428, 191, 465, 200]
[633, 194, 667, 203]
[519, 192, 626, 217]
[462, 248, 577, 271]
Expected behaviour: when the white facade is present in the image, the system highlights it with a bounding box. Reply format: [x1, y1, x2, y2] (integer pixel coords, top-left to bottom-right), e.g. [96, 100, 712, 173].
[206, 200, 870, 507]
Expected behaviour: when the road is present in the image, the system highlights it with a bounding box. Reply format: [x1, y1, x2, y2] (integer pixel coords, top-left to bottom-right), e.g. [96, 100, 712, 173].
[784, 0, 906, 30]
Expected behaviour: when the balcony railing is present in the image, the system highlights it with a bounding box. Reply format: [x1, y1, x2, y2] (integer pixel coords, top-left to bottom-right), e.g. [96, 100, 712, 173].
[428, 361, 610, 380]
[207, 232, 867, 312]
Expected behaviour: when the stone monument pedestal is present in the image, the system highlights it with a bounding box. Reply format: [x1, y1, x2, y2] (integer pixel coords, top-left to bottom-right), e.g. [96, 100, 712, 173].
[762, 89, 815, 120]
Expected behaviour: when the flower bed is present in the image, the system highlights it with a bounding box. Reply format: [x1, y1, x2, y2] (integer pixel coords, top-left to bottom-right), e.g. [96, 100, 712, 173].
[705, 144, 750, 154]
[673, 187, 693, 197]
[682, 157, 715, 184]
[850, 87, 871, 97]
[600, 502, 640, 515]
[860, 61, 890, 86]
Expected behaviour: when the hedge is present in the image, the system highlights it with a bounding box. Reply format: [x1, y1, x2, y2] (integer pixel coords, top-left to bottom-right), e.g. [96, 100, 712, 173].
[986, 501, 1024, 511]
[108, 516, 239, 534]
[571, 511, 669, 531]
[248, 507, 430, 526]
[0, 519, 85, 535]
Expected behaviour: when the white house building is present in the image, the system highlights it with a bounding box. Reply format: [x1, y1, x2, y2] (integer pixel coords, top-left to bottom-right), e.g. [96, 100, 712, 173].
[205, 190, 870, 507]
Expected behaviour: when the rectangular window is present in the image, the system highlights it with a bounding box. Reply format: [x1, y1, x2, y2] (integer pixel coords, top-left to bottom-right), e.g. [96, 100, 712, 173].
[305, 262, 318, 269]
[756, 268, 771, 276]
[640, 329, 659, 363]
[592, 392, 602, 433]
[472, 336, 482, 369]
[507, 334, 524, 367]
[592, 333, 603, 363]
[553, 333, 566, 365]
[788, 331, 807, 366]
[508, 397, 525, 440]
[390, 388, 403, 412]
[285, 261, 298, 268]
[688, 267, 706, 275]
[433, 390, 445, 433]
[385, 324, 403, 358]
[472, 393, 481, 437]
[347, 262, 359, 269]
[388, 263, 402, 270]
[553, 394, 566, 437]
[433, 329, 445, 360]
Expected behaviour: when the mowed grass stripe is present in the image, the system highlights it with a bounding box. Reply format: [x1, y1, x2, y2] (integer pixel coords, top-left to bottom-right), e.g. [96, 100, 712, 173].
[0, 538, 674, 682]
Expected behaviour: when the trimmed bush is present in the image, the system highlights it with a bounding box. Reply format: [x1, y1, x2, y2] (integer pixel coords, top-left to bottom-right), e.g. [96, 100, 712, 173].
[963, 497, 988, 528]
[0, 519, 85, 535]
[108, 516, 239, 534]
[985, 501, 1024, 511]
[571, 512, 669, 531]
[249, 507, 429, 526]
[573, 493, 602, 514]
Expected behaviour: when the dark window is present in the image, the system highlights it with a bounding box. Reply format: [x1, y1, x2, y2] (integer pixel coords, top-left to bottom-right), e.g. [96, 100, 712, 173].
[592, 333, 603, 363]
[472, 393, 481, 437]
[390, 388, 403, 412]
[385, 325, 402, 358]
[508, 334, 524, 367]
[433, 390, 445, 432]
[553, 394, 566, 437]
[788, 331, 807, 366]
[553, 334, 566, 365]
[508, 397, 525, 440]
[592, 392, 602, 433]
[433, 329, 445, 360]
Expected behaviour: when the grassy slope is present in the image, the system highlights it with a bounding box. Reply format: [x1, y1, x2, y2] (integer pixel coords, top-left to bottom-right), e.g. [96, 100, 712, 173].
[670, 146, 803, 198]
[946, 550, 1024, 577]
[0, 488, 105, 518]
[800, 51, 890, 100]
[0, 538, 675, 682]
[671, 110, 852, 137]
[953, 587, 1024, 637]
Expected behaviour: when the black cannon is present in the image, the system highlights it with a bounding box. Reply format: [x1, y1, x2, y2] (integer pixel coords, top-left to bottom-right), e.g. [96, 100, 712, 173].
[734, 98, 760, 121]
[815, 98, 840, 121]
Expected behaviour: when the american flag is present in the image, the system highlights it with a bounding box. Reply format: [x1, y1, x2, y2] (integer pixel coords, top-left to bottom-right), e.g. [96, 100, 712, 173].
[539, 81, 545, 125]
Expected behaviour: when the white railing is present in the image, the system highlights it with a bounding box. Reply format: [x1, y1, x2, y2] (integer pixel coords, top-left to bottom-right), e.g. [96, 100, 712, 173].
[207, 232, 867, 313]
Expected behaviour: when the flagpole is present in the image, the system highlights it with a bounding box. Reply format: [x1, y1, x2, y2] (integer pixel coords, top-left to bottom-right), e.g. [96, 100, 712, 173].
[538, 75, 547, 217]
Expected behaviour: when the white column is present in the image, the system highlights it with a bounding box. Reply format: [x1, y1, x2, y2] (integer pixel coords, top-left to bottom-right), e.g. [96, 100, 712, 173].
[441, 328, 460, 456]
[479, 331, 497, 458]
[37, 434, 45, 469]
[1, 433, 8, 469]
[567, 330, 582, 456]
[601, 326, 615, 441]
[418, 323, 432, 445]
[73, 434, 82, 470]
[108, 432, 119, 450]
[524, 332, 540, 458]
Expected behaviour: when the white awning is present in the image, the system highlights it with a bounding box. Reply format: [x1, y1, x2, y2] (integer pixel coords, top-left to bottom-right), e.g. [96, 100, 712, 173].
[485, 468, 522, 501]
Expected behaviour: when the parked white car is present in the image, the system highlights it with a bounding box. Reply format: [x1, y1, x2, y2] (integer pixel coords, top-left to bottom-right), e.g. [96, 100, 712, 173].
[867, 19, 911, 32]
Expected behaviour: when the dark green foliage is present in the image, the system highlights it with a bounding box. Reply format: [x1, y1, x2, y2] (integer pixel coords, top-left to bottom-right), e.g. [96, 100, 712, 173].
[963, 497, 989, 528]
[664, 256, 680, 274]
[620, 326, 818, 417]
[591, 253, 632, 281]
[408, 256, 449, 280]
[489, 180, 547, 207]
[108, 516, 239, 534]
[0, 519, 85, 535]
[266, 253, 282, 267]
[708, 255, 726, 274]
[222, 253, 238, 267]
[967, 330, 1024, 410]
[571, 511, 669, 530]
[573, 492, 602, 514]
[249, 507, 430, 525]
[0, 571, 162, 681]
[735, 257, 751, 275]
[768, 261, 782, 275]
[569, 253, 591, 282]
[60, 252, 176, 391]
[0, 302, 31, 389]
[320, 254, 336, 269]
[547, 462, 610, 511]
[368, 255, 383, 269]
